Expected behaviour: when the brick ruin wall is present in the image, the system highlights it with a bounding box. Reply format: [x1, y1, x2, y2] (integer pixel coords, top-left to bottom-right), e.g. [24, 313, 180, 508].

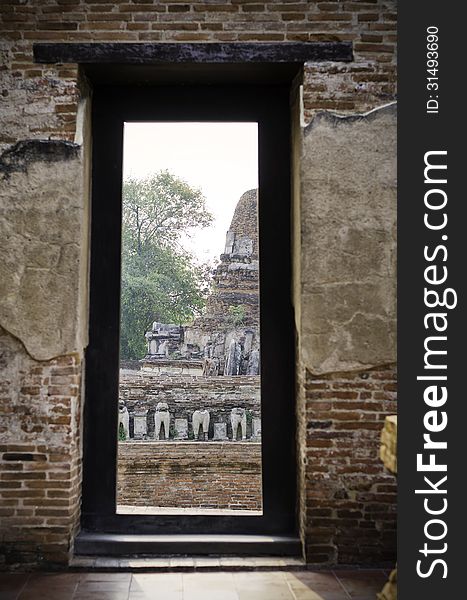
[119, 372, 260, 439]
[0, 1, 396, 151]
[0, 330, 82, 569]
[117, 442, 262, 511]
[0, 0, 397, 569]
[117, 374, 262, 510]
[298, 365, 397, 565]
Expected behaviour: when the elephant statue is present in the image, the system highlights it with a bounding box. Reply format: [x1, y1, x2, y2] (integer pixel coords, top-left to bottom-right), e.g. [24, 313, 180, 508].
[118, 402, 130, 440]
[155, 402, 170, 440]
[192, 409, 210, 440]
[230, 407, 247, 440]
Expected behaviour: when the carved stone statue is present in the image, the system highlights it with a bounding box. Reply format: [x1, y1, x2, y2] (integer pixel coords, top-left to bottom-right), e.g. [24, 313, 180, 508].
[230, 407, 247, 440]
[155, 402, 170, 440]
[118, 402, 130, 440]
[192, 409, 210, 441]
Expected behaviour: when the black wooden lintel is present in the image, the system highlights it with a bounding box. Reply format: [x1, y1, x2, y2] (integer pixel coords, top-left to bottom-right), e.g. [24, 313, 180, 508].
[33, 42, 353, 65]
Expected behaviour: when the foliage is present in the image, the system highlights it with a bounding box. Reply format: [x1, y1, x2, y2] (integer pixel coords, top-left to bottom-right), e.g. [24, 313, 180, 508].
[120, 171, 213, 360]
[227, 305, 246, 327]
[118, 423, 126, 442]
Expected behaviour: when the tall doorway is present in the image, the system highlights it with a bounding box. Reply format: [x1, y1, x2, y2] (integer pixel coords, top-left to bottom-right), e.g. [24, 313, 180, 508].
[81, 83, 296, 545]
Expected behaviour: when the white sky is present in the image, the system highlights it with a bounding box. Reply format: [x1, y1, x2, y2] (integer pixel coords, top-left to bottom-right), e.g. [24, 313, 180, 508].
[122, 122, 258, 265]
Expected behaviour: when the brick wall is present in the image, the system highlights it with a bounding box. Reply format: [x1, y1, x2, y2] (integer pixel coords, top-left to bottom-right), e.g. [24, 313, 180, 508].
[0, 329, 82, 569]
[117, 442, 262, 511]
[119, 372, 260, 438]
[298, 364, 397, 565]
[0, 0, 396, 151]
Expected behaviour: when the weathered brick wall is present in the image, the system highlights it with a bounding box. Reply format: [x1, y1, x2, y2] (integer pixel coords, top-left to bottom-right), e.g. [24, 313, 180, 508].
[120, 372, 260, 438]
[117, 442, 262, 511]
[0, 0, 397, 150]
[298, 365, 397, 565]
[0, 329, 82, 569]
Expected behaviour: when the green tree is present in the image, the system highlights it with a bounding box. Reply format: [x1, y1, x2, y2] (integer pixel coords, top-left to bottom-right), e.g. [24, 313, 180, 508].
[120, 171, 213, 360]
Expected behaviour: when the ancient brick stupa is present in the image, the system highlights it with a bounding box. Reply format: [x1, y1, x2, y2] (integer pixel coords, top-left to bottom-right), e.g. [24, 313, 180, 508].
[142, 188, 260, 376]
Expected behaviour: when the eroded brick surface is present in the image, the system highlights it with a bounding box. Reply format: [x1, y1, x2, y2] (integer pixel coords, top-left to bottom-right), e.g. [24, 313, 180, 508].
[0, 328, 82, 569]
[117, 442, 262, 511]
[297, 365, 397, 564]
[0, 0, 396, 149]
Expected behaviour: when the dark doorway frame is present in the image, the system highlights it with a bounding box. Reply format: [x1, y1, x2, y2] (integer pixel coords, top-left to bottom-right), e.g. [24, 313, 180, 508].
[82, 83, 296, 538]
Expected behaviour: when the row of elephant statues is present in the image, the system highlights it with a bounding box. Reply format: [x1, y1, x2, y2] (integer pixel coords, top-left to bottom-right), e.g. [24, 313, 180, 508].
[118, 402, 261, 442]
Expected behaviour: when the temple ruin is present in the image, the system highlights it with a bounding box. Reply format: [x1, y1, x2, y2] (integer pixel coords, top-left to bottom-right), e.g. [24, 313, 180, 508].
[118, 189, 262, 445]
[117, 189, 263, 510]
[141, 188, 260, 378]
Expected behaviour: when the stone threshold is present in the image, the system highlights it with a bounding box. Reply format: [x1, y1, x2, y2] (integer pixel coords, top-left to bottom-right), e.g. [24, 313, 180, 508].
[74, 533, 302, 558]
[70, 555, 306, 572]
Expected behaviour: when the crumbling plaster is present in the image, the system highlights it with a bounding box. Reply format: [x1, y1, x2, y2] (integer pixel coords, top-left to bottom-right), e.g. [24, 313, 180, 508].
[297, 102, 397, 374]
[0, 96, 91, 362]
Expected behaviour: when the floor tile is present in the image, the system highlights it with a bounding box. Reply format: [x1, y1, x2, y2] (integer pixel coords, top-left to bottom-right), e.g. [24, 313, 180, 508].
[334, 570, 386, 599]
[234, 573, 294, 600]
[0, 573, 30, 600]
[237, 591, 294, 600]
[18, 574, 79, 600]
[131, 573, 183, 593]
[290, 590, 349, 600]
[183, 572, 235, 583]
[182, 572, 239, 600]
[81, 573, 131, 582]
[0, 568, 389, 600]
[18, 592, 77, 600]
[183, 592, 239, 600]
[286, 572, 352, 600]
[73, 592, 129, 600]
[27, 573, 80, 584]
[76, 582, 131, 592]
[129, 594, 182, 600]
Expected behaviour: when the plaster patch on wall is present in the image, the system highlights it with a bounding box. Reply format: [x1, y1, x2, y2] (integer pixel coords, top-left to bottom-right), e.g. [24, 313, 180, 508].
[0, 140, 88, 361]
[299, 102, 397, 374]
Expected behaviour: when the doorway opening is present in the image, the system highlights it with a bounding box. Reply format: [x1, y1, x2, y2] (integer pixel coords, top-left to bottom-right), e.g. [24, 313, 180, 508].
[116, 121, 263, 516]
[82, 83, 296, 543]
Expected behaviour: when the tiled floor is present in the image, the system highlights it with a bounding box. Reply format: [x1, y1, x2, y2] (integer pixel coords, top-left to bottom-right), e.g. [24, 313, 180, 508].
[0, 570, 388, 600]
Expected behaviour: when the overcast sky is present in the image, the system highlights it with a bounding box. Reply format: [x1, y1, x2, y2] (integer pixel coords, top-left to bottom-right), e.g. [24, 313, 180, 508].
[123, 122, 258, 265]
